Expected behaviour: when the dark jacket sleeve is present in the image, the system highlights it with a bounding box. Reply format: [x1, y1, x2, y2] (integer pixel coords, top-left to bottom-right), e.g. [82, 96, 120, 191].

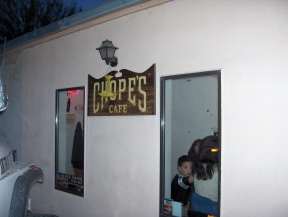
[171, 175, 191, 205]
[182, 177, 190, 186]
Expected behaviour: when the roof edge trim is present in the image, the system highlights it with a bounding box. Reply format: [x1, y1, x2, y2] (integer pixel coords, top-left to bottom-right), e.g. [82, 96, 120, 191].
[0, 0, 171, 57]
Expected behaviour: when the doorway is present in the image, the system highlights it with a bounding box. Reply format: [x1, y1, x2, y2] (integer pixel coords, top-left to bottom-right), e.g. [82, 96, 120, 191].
[159, 70, 221, 216]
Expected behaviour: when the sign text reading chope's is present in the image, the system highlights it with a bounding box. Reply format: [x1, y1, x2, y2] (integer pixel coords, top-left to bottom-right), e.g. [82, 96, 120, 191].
[88, 64, 155, 116]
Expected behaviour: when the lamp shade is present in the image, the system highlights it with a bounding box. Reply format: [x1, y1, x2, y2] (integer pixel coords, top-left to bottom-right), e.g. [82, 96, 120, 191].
[96, 40, 118, 60]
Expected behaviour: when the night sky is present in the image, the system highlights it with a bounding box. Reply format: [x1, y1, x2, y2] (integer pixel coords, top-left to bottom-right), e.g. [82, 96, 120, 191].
[65, 0, 109, 10]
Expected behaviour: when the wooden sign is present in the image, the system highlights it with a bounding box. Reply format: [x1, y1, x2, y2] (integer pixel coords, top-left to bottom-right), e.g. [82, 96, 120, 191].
[88, 64, 155, 116]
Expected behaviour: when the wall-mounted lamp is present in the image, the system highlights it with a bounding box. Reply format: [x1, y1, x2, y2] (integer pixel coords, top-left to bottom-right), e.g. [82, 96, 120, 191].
[96, 40, 118, 67]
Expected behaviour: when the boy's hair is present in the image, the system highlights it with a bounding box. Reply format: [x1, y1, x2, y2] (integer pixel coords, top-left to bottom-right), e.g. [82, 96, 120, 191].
[177, 155, 192, 167]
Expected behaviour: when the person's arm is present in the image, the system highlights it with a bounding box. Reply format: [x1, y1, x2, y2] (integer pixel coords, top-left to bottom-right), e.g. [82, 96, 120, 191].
[181, 175, 193, 186]
[185, 175, 194, 202]
[186, 176, 195, 210]
[188, 175, 194, 184]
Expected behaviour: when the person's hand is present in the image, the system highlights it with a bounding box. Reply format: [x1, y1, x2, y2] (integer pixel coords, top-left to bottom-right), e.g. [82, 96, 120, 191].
[188, 175, 194, 183]
[185, 201, 190, 210]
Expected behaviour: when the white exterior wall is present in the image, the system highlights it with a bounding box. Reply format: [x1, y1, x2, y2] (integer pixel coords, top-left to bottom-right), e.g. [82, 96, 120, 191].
[2, 0, 288, 216]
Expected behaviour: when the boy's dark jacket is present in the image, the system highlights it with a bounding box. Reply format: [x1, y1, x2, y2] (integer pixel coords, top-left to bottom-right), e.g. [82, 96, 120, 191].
[171, 174, 191, 205]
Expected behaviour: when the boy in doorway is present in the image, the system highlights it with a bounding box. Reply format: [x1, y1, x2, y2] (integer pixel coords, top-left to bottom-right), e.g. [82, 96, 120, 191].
[171, 155, 194, 216]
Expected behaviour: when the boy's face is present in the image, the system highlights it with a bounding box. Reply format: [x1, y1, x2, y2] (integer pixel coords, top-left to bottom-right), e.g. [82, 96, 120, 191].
[177, 161, 192, 177]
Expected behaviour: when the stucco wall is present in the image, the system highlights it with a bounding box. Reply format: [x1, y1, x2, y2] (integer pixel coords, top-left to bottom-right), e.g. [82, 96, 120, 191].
[2, 0, 288, 216]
